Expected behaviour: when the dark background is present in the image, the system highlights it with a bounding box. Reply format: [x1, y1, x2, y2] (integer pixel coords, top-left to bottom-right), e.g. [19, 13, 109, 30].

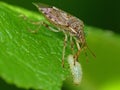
[1, 0, 120, 33]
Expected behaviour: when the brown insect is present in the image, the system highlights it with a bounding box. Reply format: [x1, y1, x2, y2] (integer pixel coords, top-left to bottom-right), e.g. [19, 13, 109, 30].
[33, 3, 95, 67]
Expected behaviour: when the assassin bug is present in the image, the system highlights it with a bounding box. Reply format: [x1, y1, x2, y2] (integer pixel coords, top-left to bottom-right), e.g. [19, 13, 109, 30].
[32, 3, 95, 67]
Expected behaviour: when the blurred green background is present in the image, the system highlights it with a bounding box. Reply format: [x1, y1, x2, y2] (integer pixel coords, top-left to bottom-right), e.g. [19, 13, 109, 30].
[0, 0, 120, 90]
[1, 0, 120, 33]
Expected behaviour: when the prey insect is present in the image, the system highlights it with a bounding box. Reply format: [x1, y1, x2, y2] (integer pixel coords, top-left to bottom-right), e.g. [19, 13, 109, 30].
[33, 3, 95, 67]
[67, 55, 82, 84]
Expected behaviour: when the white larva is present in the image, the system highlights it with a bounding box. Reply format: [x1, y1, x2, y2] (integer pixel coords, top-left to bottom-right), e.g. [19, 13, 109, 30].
[67, 55, 82, 84]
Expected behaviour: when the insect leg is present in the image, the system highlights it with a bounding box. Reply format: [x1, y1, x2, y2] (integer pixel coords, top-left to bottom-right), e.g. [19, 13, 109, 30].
[19, 14, 43, 25]
[43, 23, 60, 32]
[19, 14, 61, 33]
[48, 26, 61, 32]
[74, 41, 81, 64]
[62, 33, 68, 67]
[19, 14, 45, 33]
[26, 21, 45, 33]
[70, 36, 74, 55]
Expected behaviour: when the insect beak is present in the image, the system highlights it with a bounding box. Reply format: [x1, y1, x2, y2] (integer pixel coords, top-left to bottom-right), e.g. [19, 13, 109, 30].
[32, 2, 39, 8]
[32, 2, 51, 8]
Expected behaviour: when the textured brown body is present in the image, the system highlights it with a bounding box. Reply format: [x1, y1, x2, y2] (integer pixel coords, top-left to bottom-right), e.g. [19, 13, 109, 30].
[35, 4, 86, 47]
[33, 3, 95, 67]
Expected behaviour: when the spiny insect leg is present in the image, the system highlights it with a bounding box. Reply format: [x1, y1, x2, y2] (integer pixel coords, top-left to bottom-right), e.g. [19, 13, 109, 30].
[27, 25, 41, 33]
[19, 14, 43, 25]
[74, 41, 81, 65]
[62, 33, 68, 67]
[48, 26, 60, 32]
[19, 14, 27, 20]
[19, 14, 45, 33]
[70, 36, 74, 55]
[19, 14, 60, 33]
[43, 23, 60, 32]
[28, 22, 60, 33]
[26, 21, 45, 33]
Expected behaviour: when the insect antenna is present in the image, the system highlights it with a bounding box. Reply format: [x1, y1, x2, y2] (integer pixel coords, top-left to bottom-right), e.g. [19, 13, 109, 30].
[83, 47, 89, 63]
[83, 43, 95, 63]
[85, 43, 96, 58]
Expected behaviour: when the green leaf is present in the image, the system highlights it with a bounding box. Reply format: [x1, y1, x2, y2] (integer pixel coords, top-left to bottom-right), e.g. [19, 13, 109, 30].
[0, 2, 69, 90]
